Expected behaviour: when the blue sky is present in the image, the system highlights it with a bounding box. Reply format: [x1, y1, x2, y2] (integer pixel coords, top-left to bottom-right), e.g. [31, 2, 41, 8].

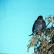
[0, 0, 54, 54]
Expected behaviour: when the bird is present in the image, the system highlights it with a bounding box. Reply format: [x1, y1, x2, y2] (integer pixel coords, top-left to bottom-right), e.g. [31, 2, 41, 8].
[32, 16, 46, 35]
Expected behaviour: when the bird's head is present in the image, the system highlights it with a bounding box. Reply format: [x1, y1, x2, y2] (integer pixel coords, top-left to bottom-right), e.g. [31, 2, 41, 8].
[37, 16, 43, 20]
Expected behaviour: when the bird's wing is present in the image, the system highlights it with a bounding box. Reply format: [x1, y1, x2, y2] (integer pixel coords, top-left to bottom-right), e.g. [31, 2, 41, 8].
[32, 20, 37, 33]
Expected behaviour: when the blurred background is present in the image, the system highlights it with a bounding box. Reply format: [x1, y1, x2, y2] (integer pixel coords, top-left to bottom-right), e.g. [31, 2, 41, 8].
[0, 0, 54, 54]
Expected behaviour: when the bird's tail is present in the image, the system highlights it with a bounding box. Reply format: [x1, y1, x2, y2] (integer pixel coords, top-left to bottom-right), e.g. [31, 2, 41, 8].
[29, 33, 34, 36]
